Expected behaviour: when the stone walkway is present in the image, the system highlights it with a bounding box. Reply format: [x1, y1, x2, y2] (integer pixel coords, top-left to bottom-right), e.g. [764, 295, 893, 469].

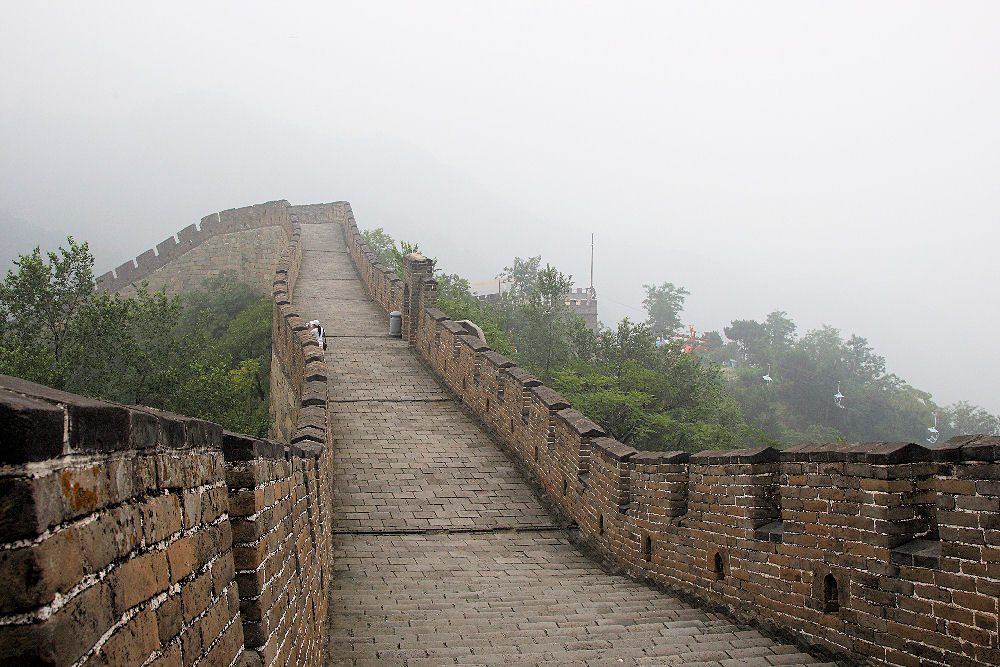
[291, 215, 834, 666]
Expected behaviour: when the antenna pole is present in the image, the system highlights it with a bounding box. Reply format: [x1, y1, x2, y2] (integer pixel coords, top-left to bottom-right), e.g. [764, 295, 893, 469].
[589, 233, 594, 292]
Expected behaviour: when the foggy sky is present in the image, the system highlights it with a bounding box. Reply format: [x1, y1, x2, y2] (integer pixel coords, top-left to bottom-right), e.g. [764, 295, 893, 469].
[1, 2, 998, 414]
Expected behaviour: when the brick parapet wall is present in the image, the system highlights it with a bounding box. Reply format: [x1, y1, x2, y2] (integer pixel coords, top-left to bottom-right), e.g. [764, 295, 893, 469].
[96, 200, 293, 295]
[1, 200, 336, 665]
[249, 200, 334, 664]
[0, 375, 244, 666]
[340, 210, 1000, 667]
[221, 433, 331, 667]
[0, 375, 334, 666]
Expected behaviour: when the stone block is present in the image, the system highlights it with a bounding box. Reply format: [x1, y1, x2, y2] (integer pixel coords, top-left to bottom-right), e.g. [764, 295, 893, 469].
[0, 389, 64, 463]
[110, 549, 170, 614]
[97, 606, 159, 665]
[0, 527, 84, 614]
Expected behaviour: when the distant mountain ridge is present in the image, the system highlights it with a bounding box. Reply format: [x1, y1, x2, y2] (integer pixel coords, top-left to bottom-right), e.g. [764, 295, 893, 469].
[0, 210, 67, 273]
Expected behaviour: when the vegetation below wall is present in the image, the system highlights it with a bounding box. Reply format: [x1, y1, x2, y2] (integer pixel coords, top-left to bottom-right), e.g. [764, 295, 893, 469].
[705, 312, 1000, 445]
[364, 228, 752, 451]
[363, 227, 999, 451]
[0, 238, 272, 436]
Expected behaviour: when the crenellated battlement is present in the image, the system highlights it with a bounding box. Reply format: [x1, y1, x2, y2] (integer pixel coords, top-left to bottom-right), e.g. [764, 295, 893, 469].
[96, 200, 294, 295]
[340, 206, 1000, 667]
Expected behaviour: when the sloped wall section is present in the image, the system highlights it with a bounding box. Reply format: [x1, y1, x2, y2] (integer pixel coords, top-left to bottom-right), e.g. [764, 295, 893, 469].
[97, 200, 293, 296]
[340, 204, 1000, 667]
[0, 201, 334, 665]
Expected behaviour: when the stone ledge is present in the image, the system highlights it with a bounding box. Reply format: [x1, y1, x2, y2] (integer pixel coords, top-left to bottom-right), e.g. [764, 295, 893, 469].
[482, 351, 515, 369]
[689, 446, 780, 465]
[457, 335, 490, 353]
[0, 375, 222, 457]
[592, 437, 637, 462]
[935, 435, 1000, 462]
[782, 441, 932, 464]
[0, 389, 64, 463]
[890, 537, 940, 568]
[222, 431, 286, 462]
[529, 385, 570, 411]
[632, 450, 689, 465]
[424, 308, 449, 322]
[555, 408, 604, 438]
[502, 367, 541, 388]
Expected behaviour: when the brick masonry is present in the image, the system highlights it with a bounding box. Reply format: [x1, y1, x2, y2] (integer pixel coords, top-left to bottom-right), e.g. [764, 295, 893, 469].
[303, 219, 830, 666]
[97, 200, 294, 296]
[1, 201, 336, 665]
[341, 203, 1000, 667]
[0, 375, 244, 665]
[3, 200, 997, 665]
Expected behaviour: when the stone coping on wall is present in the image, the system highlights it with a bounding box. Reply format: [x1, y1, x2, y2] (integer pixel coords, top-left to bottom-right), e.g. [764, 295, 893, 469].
[0, 374, 310, 467]
[268, 212, 331, 448]
[0, 374, 223, 465]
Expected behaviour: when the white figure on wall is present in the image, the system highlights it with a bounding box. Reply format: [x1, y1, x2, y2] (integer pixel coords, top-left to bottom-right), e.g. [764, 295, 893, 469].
[308, 320, 326, 350]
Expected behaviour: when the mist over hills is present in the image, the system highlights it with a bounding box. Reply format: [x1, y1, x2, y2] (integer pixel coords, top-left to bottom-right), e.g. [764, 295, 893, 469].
[0, 210, 66, 272]
[1, 74, 996, 418]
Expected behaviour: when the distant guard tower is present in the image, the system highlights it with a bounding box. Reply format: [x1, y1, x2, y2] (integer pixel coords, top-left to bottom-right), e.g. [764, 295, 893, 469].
[563, 287, 598, 332]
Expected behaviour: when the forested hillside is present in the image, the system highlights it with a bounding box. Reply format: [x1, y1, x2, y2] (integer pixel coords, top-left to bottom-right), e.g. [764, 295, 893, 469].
[705, 312, 999, 446]
[0, 238, 272, 436]
[364, 227, 999, 451]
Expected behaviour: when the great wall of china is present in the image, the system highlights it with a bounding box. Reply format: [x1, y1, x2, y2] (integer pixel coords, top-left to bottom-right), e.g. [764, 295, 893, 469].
[1, 200, 997, 666]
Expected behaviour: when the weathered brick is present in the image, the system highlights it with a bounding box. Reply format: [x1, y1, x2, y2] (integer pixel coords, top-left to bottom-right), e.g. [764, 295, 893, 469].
[167, 536, 197, 584]
[95, 607, 159, 665]
[157, 592, 184, 645]
[110, 549, 170, 613]
[0, 389, 64, 464]
[181, 569, 213, 624]
[0, 526, 84, 614]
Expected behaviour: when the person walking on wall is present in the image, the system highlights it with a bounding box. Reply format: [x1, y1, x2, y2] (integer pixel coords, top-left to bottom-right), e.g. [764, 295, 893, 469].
[309, 320, 326, 350]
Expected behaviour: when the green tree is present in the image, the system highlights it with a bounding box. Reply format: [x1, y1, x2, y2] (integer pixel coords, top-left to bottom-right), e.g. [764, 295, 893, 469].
[724, 319, 767, 366]
[360, 228, 396, 267]
[596, 318, 655, 379]
[65, 286, 183, 405]
[514, 263, 575, 382]
[764, 310, 796, 351]
[555, 339, 754, 452]
[0, 238, 95, 384]
[642, 282, 689, 337]
[360, 227, 422, 276]
[936, 401, 1000, 439]
[502, 256, 541, 302]
[725, 366, 784, 440]
[0, 241, 273, 437]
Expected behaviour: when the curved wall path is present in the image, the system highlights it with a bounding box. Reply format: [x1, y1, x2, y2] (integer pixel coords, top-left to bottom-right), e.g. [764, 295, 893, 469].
[292, 218, 833, 665]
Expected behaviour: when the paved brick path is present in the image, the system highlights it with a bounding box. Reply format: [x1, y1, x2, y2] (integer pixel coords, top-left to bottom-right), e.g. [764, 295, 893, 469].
[292, 218, 834, 665]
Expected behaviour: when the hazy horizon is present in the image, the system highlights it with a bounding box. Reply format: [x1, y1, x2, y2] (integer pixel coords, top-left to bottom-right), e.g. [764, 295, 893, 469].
[2, 2, 997, 415]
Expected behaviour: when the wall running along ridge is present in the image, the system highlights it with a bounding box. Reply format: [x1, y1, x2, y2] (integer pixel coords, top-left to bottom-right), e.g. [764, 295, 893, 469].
[96, 200, 294, 296]
[341, 204, 1000, 667]
[0, 201, 334, 665]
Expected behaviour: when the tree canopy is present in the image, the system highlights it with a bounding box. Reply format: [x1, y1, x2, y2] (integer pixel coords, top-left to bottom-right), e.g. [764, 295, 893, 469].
[369, 223, 1000, 450]
[0, 239, 273, 436]
[643, 282, 689, 337]
[361, 227, 421, 276]
[708, 311, 999, 445]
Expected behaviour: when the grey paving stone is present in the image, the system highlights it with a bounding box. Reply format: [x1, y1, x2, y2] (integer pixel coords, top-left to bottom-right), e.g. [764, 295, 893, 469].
[293, 223, 824, 667]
